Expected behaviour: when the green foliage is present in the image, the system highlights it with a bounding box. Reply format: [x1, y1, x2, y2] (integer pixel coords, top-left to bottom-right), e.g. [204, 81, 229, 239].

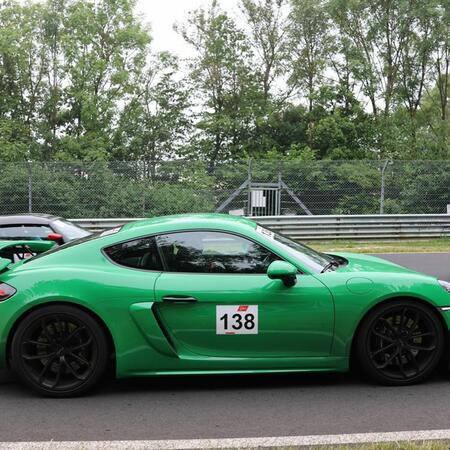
[145, 185, 216, 217]
[288, 0, 332, 112]
[0, 163, 30, 213]
[114, 52, 191, 162]
[397, 162, 450, 214]
[0, 119, 29, 161]
[0, 0, 448, 219]
[0, 159, 447, 217]
[240, 0, 289, 100]
[0, 0, 150, 161]
[0, 0, 449, 163]
[178, 1, 266, 170]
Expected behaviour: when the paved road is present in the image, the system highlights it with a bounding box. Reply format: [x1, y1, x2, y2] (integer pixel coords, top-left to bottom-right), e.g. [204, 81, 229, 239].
[377, 253, 449, 281]
[0, 253, 449, 443]
[3, 372, 450, 442]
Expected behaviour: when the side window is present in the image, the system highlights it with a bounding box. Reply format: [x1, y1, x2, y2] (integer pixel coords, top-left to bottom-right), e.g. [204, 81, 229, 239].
[156, 231, 280, 274]
[0, 225, 53, 240]
[104, 237, 163, 271]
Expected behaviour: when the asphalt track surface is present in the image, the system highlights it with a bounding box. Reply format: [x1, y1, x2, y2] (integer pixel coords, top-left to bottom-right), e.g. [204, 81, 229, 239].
[0, 253, 449, 444]
[376, 252, 449, 281]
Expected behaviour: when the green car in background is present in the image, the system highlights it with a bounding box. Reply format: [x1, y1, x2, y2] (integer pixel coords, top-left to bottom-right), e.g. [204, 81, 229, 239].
[0, 214, 449, 397]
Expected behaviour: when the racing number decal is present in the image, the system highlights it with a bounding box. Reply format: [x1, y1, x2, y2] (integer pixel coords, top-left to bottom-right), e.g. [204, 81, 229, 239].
[216, 305, 258, 335]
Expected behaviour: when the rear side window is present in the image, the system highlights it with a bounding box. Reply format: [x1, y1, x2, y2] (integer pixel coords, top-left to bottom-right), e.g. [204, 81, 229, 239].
[104, 237, 163, 271]
[0, 225, 53, 240]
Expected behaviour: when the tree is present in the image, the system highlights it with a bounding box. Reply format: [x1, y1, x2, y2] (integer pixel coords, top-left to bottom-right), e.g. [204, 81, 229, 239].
[179, 0, 264, 172]
[240, 0, 289, 102]
[0, 0, 48, 159]
[288, 0, 331, 113]
[329, 0, 416, 117]
[0, 0, 449, 167]
[114, 52, 191, 176]
[433, 1, 449, 122]
[38, 0, 66, 158]
[0, 0, 150, 161]
[398, 3, 436, 120]
[58, 0, 150, 160]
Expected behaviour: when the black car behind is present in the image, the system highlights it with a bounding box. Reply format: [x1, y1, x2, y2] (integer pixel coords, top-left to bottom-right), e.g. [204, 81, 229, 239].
[0, 214, 91, 244]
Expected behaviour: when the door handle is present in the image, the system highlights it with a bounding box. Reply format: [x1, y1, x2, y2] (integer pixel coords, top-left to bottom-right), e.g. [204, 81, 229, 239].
[162, 295, 198, 303]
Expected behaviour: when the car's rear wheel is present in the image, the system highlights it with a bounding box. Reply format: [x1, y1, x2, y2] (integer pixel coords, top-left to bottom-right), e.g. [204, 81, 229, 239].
[11, 304, 109, 397]
[356, 300, 444, 385]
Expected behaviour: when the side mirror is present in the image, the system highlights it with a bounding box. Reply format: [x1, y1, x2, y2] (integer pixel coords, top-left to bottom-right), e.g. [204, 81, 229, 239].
[267, 261, 297, 287]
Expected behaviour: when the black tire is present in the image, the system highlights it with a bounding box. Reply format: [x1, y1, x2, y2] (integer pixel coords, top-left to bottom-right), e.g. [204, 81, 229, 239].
[11, 304, 110, 397]
[356, 300, 445, 386]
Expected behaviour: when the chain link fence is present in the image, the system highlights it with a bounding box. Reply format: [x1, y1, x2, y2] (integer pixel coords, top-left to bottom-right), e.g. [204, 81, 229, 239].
[0, 160, 448, 218]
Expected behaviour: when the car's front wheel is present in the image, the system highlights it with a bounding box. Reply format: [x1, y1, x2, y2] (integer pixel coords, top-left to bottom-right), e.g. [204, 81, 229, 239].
[356, 300, 445, 385]
[11, 304, 110, 397]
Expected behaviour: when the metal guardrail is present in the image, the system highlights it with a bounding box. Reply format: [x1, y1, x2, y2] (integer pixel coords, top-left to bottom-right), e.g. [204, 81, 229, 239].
[71, 214, 450, 240]
[253, 215, 450, 240]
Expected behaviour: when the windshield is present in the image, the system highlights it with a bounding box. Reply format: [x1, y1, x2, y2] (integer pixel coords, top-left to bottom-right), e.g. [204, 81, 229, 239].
[52, 219, 91, 241]
[0, 224, 53, 240]
[256, 225, 333, 273]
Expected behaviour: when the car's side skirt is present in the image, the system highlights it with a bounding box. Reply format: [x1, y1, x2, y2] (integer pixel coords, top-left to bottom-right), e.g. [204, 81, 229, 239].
[117, 357, 348, 378]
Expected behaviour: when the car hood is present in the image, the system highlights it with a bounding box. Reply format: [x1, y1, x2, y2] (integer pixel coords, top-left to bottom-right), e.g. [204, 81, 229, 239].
[329, 252, 420, 275]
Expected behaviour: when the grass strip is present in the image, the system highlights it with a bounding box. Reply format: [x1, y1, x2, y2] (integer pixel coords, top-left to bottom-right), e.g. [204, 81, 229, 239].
[304, 238, 450, 254]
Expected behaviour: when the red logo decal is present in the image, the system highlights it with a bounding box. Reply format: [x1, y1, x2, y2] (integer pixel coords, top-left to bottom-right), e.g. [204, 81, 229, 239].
[238, 305, 249, 312]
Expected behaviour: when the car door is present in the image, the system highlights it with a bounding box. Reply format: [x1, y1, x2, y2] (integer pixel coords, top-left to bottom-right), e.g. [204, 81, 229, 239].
[153, 230, 334, 358]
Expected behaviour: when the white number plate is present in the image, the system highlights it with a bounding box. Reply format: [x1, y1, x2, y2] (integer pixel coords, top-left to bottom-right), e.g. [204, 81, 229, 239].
[216, 305, 258, 335]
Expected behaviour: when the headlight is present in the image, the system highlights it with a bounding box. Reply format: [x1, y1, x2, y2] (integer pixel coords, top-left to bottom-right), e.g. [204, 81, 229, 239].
[439, 280, 450, 294]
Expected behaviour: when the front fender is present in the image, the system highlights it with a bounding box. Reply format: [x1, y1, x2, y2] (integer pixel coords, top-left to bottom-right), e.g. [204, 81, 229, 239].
[320, 271, 450, 357]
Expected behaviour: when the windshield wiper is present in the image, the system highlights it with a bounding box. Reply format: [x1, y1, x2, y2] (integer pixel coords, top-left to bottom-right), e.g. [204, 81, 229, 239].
[321, 259, 341, 273]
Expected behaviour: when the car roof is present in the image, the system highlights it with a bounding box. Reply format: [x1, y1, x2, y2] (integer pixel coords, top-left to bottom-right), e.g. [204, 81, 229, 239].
[0, 214, 60, 225]
[13, 214, 260, 268]
[121, 213, 257, 233]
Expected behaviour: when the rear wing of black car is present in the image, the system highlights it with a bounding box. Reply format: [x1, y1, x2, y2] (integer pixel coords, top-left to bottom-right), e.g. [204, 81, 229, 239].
[0, 240, 56, 273]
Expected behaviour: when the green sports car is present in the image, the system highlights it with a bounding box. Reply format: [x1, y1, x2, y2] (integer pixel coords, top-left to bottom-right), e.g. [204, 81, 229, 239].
[0, 214, 449, 397]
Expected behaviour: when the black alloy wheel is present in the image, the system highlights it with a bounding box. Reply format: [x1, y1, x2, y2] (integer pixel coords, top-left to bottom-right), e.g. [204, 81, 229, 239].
[11, 305, 109, 397]
[357, 300, 444, 385]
